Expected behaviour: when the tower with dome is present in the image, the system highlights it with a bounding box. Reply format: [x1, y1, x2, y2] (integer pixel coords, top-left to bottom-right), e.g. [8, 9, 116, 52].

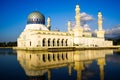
[17, 5, 112, 48]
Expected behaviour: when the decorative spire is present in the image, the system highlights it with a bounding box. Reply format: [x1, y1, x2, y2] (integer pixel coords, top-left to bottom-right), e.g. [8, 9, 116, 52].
[75, 5, 81, 27]
[68, 21, 71, 32]
[98, 12, 103, 31]
[47, 17, 51, 30]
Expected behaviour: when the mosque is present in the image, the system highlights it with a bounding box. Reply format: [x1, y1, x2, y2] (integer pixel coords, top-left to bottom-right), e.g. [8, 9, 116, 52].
[17, 5, 113, 48]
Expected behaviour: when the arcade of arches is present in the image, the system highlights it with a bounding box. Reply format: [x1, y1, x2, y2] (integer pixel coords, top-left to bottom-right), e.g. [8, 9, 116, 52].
[42, 38, 68, 47]
[29, 38, 69, 47]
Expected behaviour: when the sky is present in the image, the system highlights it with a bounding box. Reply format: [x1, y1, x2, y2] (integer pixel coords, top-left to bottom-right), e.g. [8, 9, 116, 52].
[0, 0, 120, 42]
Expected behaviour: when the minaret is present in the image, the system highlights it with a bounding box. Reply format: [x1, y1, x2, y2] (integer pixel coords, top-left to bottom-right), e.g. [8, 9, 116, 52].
[75, 5, 81, 27]
[97, 58, 106, 80]
[74, 61, 84, 80]
[98, 12, 103, 31]
[96, 12, 105, 38]
[48, 69, 51, 80]
[68, 64, 72, 76]
[47, 17, 51, 30]
[68, 21, 71, 32]
[73, 5, 83, 45]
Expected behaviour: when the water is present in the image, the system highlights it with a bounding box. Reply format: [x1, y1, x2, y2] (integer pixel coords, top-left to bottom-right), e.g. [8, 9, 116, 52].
[0, 48, 120, 80]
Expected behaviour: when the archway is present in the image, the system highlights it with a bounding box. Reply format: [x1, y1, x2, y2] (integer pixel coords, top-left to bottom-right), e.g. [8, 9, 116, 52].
[48, 54, 51, 61]
[43, 54, 46, 62]
[61, 39, 64, 46]
[30, 41, 31, 46]
[48, 38, 51, 46]
[42, 38, 46, 46]
[57, 39, 60, 46]
[53, 39, 55, 46]
[65, 39, 68, 46]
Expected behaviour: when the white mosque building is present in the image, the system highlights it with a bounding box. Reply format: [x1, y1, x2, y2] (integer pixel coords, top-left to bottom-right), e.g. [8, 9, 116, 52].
[17, 5, 113, 48]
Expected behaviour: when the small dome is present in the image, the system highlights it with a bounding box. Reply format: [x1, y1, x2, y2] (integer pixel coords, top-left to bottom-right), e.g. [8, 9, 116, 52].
[27, 11, 45, 24]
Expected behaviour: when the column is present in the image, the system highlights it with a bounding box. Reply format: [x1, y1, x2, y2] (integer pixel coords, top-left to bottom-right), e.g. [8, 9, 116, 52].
[50, 54, 53, 61]
[45, 54, 48, 62]
[59, 40, 62, 46]
[50, 40, 53, 46]
[40, 54, 43, 62]
[45, 40, 48, 47]
[55, 39, 57, 46]
[59, 53, 62, 61]
[54, 53, 58, 61]
[63, 40, 66, 46]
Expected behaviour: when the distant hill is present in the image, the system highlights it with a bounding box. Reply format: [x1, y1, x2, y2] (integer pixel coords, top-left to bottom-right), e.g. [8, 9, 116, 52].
[105, 35, 120, 45]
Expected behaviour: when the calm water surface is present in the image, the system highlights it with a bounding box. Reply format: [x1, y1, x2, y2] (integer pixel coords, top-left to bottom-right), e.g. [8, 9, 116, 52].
[0, 48, 120, 80]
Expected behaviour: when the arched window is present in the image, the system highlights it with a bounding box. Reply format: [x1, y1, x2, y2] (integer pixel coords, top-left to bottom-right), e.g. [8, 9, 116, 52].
[48, 54, 51, 61]
[43, 54, 46, 62]
[42, 38, 46, 46]
[66, 53, 68, 60]
[61, 39, 64, 46]
[62, 53, 64, 60]
[65, 39, 68, 46]
[57, 54, 60, 60]
[48, 39, 51, 46]
[30, 41, 31, 46]
[30, 54, 31, 60]
[53, 54, 55, 61]
[53, 39, 55, 46]
[57, 39, 60, 46]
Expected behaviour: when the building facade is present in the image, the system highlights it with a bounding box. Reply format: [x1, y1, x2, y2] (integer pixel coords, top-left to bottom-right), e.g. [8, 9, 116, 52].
[17, 5, 112, 47]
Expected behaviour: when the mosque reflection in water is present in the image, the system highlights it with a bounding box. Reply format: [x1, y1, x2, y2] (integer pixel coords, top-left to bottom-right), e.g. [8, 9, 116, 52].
[16, 50, 113, 80]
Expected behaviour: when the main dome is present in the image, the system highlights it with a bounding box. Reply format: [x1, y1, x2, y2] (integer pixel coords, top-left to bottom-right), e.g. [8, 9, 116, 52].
[27, 11, 45, 24]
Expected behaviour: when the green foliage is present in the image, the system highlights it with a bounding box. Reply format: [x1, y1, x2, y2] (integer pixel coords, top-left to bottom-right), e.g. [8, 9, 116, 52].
[113, 38, 120, 45]
[0, 42, 6, 47]
[0, 42, 17, 47]
[106, 37, 120, 45]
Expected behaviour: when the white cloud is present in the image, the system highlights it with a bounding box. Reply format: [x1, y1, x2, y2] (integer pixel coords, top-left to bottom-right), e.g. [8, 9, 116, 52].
[71, 22, 75, 28]
[80, 12, 94, 31]
[105, 24, 120, 35]
[105, 24, 120, 38]
[80, 12, 94, 21]
[83, 24, 91, 31]
[70, 12, 94, 32]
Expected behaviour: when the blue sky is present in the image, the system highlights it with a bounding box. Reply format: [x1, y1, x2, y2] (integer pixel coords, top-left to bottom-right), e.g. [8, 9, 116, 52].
[0, 0, 120, 42]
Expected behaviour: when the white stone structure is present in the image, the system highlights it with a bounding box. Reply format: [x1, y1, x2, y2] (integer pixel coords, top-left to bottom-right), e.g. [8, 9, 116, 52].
[17, 5, 112, 48]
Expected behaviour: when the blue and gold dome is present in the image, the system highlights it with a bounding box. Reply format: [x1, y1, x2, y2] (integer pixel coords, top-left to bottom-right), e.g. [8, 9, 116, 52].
[27, 11, 45, 24]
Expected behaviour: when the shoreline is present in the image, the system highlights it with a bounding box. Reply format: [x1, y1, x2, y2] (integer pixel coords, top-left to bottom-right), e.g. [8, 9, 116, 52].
[0, 47, 13, 49]
[12, 46, 120, 51]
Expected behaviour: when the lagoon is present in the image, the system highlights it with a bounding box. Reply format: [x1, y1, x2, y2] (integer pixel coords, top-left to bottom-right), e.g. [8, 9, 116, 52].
[0, 48, 120, 80]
